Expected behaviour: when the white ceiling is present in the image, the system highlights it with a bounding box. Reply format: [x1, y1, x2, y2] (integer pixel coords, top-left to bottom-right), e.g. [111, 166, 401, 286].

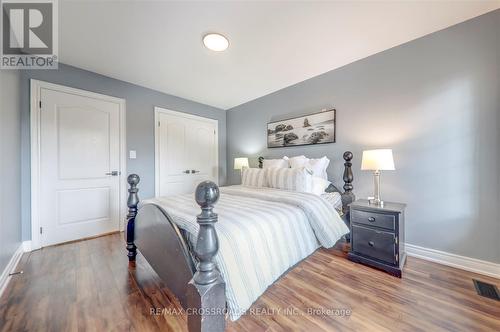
[59, 1, 500, 110]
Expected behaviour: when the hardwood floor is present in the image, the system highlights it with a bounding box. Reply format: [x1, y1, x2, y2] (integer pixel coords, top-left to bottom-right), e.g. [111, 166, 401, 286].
[1, 233, 498, 332]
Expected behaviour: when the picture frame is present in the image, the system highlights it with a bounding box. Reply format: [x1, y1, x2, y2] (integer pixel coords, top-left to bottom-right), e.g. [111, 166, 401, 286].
[267, 109, 336, 148]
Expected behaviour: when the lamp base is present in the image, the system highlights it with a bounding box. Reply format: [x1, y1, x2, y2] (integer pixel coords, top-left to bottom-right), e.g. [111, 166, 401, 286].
[369, 198, 384, 207]
[370, 170, 384, 207]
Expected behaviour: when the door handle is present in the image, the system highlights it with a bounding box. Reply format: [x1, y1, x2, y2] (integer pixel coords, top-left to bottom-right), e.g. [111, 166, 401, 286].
[368, 241, 375, 247]
[368, 217, 376, 222]
[105, 171, 121, 176]
[183, 170, 190, 174]
[191, 170, 200, 174]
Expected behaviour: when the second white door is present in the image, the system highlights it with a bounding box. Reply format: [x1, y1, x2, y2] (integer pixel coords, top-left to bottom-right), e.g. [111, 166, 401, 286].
[155, 108, 218, 196]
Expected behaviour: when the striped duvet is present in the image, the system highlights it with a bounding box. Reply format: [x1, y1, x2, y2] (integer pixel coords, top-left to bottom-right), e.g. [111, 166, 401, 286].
[142, 185, 349, 320]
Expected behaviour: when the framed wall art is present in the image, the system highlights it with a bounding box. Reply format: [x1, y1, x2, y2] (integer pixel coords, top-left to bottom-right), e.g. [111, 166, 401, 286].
[267, 109, 336, 148]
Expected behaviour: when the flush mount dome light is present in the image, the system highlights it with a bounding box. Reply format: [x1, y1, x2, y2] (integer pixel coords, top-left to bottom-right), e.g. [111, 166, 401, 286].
[203, 33, 229, 52]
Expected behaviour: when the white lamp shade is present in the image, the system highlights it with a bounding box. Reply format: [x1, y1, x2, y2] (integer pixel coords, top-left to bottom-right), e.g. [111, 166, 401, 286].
[361, 149, 395, 171]
[234, 157, 249, 170]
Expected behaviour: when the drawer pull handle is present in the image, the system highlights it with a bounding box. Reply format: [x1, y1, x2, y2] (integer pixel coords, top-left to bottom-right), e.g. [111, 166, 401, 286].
[368, 217, 376, 222]
[368, 241, 375, 247]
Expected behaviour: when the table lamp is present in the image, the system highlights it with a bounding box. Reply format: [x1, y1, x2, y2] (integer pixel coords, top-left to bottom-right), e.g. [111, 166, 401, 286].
[361, 149, 395, 206]
[234, 158, 249, 182]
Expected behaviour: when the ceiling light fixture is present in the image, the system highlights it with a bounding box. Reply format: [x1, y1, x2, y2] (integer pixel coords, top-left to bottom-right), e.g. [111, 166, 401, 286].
[203, 33, 229, 52]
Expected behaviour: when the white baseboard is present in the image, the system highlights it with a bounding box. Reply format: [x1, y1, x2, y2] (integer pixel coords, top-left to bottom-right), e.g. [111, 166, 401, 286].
[22, 241, 32, 253]
[0, 244, 24, 299]
[406, 244, 500, 279]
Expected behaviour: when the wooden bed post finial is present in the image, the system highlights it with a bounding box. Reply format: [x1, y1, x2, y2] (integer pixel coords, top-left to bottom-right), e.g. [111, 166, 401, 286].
[341, 151, 355, 214]
[188, 181, 226, 332]
[343, 151, 354, 193]
[126, 174, 140, 265]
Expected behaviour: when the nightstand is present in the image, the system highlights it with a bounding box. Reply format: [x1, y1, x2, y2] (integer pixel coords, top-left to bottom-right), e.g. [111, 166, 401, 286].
[347, 199, 406, 277]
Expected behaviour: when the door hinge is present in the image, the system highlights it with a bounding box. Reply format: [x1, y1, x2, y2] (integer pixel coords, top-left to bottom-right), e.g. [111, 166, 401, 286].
[39, 101, 42, 109]
[158, 121, 160, 127]
[394, 236, 398, 245]
[214, 130, 216, 135]
[40, 227, 43, 234]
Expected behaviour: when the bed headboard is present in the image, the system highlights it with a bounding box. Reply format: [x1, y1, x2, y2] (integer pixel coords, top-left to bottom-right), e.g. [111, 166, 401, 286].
[258, 152, 355, 214]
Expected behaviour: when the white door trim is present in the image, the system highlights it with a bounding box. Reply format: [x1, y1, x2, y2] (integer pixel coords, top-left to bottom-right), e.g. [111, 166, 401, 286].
[30, 79, 127, 250]
[154, 107, 219, 197]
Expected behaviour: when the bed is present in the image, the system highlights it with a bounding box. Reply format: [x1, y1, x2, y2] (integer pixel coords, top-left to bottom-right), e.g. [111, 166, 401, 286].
[125, 151, 355, 332]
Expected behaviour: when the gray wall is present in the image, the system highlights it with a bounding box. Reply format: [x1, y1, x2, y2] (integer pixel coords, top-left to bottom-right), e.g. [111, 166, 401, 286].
[0, 70, 22, 273]
[227, 10, 500, 263]
[20, 64, 226, 241]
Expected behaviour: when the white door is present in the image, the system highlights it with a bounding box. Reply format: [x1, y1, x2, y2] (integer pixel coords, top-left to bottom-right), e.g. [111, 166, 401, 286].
[156, 108, 218, 196]
[39, 87, 122, 246]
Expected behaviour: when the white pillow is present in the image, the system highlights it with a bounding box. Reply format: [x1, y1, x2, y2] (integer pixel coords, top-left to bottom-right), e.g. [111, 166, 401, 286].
[262, 157, 289, 169]
[308, 156, 330, 180]
[288, 155, 308, 168]
[288, 156, 330, 180]
[266, 167, 313, 193]
[241, 168, 267, 187]
[311, 176, 331, 196]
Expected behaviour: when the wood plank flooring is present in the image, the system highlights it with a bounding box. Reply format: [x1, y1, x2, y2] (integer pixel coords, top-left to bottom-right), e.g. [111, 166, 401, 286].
[1, 233, 498, 331]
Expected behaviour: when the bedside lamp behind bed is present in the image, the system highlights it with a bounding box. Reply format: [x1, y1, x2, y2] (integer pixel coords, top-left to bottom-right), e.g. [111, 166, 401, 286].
[234, 157, 249, 183]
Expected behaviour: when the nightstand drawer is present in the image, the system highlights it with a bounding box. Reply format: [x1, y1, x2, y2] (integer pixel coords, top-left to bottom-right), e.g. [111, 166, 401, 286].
[351, 209, 395, 230]
[352, 225, 396, 265]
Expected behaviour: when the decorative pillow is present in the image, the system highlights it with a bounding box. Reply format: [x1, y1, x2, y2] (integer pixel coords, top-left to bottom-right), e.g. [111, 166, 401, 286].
[321, 192, 343, 213]
[288, 155, 330, 180]
[266, 167, 313, 193]
[311, 176, 332, 196]
[262, 157, 289, 169]
[241, 168, 267, 187]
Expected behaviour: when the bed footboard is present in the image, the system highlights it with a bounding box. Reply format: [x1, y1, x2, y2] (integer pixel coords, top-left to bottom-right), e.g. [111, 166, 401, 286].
[126, 176, 226, 332]
[135, 204, 196, 308]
